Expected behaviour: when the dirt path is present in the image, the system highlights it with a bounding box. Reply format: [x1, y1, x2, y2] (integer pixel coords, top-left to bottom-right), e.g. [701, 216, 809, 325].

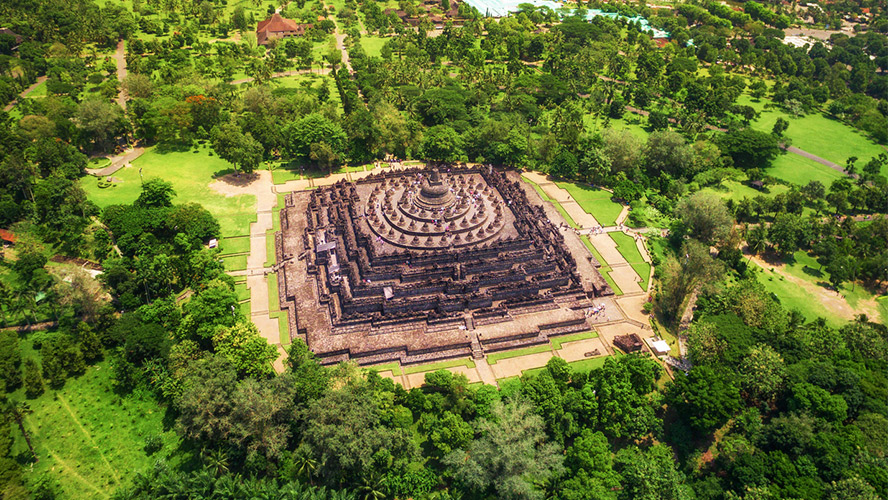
[113, 40, 127, 110]
[784, 145, 845, 174]
[2, 75, 48, 112]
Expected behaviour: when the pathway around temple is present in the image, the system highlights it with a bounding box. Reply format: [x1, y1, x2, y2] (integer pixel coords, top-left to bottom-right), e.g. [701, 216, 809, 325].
[257, 164, 664, 383]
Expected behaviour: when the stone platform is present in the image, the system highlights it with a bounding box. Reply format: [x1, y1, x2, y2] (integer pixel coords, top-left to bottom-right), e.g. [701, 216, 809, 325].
[276, 166, 613, 365]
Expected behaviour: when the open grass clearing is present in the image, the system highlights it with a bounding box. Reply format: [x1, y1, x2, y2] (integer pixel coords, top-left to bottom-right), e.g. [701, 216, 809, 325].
[360, 35, 388, 57]
[738, 95, 886, 176]
[699, 179, 790, 204]
[81, 147, 257, 238]
[750, 250, 885, 326]
[234, 282, 250, 301]
[551, 331, 599, 350]
[11, 338, 179, 499]
[768, 152, 846, 186]
[553, 181, 623, 226]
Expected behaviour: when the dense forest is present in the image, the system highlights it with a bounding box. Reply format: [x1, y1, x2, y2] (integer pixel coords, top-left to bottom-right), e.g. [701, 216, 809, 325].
[1, 0, 887, 497]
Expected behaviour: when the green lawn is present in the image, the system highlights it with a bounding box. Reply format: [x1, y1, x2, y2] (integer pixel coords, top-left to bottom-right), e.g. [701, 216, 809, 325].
[768, 152, 846, 186]
[486, 344, 553, 364]
[609, 232, 651, 291]
[81, 147, 257, 238]
[271, 162, 366, 184]
[580, 235, 623, 295]
[218, 236, 250, 255]
[554, 181, 624, 226]
[11, 341, 178, 498]
[699, 179, 790, 204]
[753, 250, 885, 326]
[550, 330, 598, 350]
[234, 282, 250, 301]
[403, 357, 476, 375]
[361, 35, 388, 57]
[738, 95, 886, 175]
[222, 254, 248, 272]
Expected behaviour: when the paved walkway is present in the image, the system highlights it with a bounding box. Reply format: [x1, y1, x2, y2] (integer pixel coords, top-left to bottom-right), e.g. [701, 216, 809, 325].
[221, 170, 287, 373]
[85, 147, 145, 177]
[2, 76, 47, 112]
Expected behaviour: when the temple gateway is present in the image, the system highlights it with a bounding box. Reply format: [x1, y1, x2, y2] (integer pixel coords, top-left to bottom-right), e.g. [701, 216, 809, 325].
[275, 165, 613, 365]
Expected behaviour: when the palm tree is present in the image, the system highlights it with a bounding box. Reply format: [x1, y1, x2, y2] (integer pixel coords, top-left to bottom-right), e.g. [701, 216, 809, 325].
[357, 472, 386, 500]
[201, 447, 230, 477]
[293, 446, 319, 484]
[0, 397, 37, 462]
[8, 289, 35, 329]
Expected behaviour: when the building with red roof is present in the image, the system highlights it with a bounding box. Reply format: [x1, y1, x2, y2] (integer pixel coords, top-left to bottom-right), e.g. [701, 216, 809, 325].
[256, 14, 313, 45]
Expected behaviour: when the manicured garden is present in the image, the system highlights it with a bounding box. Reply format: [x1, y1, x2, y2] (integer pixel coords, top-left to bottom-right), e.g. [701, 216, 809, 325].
[580, 235, 623, 295]
[81, 147, 257, 238]
[609, 231, 651, 291]
[554, 181, 624, 226]
[767, 152, 845, 186]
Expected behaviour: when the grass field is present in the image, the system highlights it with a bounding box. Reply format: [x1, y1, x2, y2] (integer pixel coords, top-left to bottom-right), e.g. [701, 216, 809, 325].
[219, 236, 251, 255]
[738, 95, 886, 176]
[580, 235, 623, 295]
[221, 254, 248, 272]
[81, 147, 257, 238]
[753, 250, 885, 326]
[361, 36, 388, 57]
[487, 344, 552, 365]
[768, 152, 845, 186]
[10, 339, 178, 498]
[609, 232, 651, 291]
[403, 358, 476, 375]
[700, 179, 791, 204]
[554, 182, 624, 226]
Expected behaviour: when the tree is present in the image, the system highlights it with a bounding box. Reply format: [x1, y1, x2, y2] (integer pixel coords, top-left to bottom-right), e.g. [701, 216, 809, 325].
[644, 130, 696, 178]
[656, 240, 724, 321]
[602, 128, 642, 173]
[420, 125, 464, 163]
[666, 366, 741, 433]
[0, 330, 21, 391]
[76, 97, 127, 151]
[768, 212, 812, 256]
[739, 344, 786, 404]
[212, 321, 277, 378]
[135, 178, 176, 208]
[22, 358, 44, 398]
[283, 113, 348, 162]
[746, 224, 769, 258]
[772, 117, 789, 137]
[717, 128, 780, 170]
[685, 321, 727, 366]
[176, 355, 239, 447]
[675, 192, 733, 245]
[211, 122, 264, 174]
[179, 279, 241, 340]
[444, 398, 564, 500]
[300, 386, 416, 487]
[550, 150, 578, 180]
[227, 376, 298, 462]
[0, 397, 37, 462]
[614, 444, 693, 500]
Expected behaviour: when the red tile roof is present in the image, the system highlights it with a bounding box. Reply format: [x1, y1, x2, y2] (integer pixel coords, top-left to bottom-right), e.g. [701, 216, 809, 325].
[256, 14, 312, 45]
[0, 229, 16, 243]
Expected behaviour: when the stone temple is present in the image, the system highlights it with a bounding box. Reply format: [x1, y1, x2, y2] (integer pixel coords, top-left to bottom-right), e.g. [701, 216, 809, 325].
[275, 165, 613, 365]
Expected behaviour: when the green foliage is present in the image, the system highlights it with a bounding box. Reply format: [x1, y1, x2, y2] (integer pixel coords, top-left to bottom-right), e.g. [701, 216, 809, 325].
[22, 357, 44, 399]
[0, 330, 21, 391]
[212, 321, 277, 378]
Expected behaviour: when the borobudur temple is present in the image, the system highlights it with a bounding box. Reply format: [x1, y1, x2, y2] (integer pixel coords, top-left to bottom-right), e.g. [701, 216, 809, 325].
[275, 165, 613, 366]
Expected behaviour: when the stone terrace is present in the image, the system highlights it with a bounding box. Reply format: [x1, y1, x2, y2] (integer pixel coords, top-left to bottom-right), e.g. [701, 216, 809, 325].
[277, 166, 613, 365]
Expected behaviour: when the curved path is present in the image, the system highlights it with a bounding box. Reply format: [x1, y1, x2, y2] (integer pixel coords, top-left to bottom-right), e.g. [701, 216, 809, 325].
[2, 76, 47, 112]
